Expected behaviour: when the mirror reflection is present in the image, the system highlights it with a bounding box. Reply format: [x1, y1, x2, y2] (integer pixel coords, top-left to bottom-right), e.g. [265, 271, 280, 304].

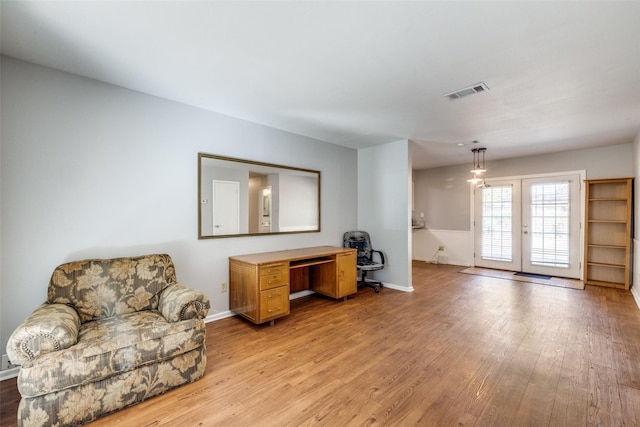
[198, 153, 321, 238]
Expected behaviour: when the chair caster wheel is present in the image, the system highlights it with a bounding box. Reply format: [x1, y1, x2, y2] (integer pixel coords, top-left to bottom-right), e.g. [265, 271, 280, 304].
[374, 288, 380, 293]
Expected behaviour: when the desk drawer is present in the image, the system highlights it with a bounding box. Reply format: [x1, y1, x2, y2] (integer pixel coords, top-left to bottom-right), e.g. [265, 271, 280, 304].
[259, 263, 288, 290]
[259, 285, 290, 320]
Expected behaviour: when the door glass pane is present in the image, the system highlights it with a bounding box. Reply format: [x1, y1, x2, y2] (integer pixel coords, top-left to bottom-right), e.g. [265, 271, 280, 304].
[529, 181, 569, 267]
[481, 185, 513, 262]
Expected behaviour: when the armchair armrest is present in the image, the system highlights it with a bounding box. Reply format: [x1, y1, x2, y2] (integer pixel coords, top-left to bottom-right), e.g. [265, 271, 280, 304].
[159, 283, 210, 322]
[6, 303, 81, 366]
[372, 250, 386, 265]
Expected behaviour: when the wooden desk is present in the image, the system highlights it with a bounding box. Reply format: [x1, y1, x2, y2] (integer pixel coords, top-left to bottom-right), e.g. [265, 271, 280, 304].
[229, 246, 357, 325]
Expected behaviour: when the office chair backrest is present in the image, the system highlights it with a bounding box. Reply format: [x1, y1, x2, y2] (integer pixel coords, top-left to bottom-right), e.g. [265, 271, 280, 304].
[343, 230, 374, 264]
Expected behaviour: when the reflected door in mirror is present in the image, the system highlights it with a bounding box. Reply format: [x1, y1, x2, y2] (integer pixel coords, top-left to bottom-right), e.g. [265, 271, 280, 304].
[212, 180, 240, 236]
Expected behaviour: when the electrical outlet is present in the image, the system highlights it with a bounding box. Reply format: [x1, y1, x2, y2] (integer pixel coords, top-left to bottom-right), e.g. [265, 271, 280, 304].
[438, 246, 444, 251]
[220, 282, 227, 293]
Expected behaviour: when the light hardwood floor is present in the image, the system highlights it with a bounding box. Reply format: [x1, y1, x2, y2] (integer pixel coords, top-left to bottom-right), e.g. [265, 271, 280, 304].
[2, 262, 640, 426]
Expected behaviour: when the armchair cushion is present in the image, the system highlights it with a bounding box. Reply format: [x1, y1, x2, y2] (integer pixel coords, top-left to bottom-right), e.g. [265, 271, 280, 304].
[6, 303, 80, 366]
[17, 311, 206, 398]
[48, 254, 177, 322]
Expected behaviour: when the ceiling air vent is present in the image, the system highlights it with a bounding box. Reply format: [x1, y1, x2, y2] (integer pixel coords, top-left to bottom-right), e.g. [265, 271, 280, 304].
[444, 82, 490, 100]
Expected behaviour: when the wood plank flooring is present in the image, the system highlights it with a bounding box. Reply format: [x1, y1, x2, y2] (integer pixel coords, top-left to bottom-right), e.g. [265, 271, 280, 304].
[2, 262, 640, 426]
[459, 267, 585, 290]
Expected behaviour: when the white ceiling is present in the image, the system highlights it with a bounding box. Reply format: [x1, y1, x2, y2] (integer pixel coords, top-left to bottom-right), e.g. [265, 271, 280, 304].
[2, 1, 639, 170]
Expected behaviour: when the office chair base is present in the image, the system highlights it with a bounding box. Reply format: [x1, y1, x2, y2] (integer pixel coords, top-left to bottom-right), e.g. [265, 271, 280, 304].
[359, 269, 382, 293]
[358, 279, 382, 293]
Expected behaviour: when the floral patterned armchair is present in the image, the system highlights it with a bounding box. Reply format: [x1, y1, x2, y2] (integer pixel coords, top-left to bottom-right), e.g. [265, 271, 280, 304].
[6, 254, 210, 427]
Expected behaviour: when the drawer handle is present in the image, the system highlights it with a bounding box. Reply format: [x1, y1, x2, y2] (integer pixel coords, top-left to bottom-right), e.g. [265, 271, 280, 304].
[268, 293, 281, 298]
[268, 307, 281, 313]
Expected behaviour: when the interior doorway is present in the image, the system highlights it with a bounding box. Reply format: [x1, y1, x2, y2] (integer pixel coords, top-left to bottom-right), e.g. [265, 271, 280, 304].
[473, 173, 583, 279]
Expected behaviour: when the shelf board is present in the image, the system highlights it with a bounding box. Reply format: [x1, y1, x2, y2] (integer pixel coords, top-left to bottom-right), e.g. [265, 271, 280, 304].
[587, 244, 626, 249]
[586, 261, 626, 269]
[588, 198, 627, 201]
[587, 219, 627, 223]
[289, 257, 334, 269]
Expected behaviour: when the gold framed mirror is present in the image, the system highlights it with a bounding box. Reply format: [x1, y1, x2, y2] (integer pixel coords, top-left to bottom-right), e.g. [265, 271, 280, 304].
[198, 153, 321, 239]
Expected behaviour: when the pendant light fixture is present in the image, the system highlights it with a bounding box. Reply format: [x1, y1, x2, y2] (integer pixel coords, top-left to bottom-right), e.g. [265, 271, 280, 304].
[467, 147, 488, 186]
[470, 147, 486, 174]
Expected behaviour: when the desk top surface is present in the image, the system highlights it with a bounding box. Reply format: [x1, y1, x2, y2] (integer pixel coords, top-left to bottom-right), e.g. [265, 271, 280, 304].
[229, 245, 356, 265]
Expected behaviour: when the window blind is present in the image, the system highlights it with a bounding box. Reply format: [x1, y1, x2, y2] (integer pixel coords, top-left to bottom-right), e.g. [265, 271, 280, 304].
[529, 182, 570, 268]
[481, 185, 513, 262]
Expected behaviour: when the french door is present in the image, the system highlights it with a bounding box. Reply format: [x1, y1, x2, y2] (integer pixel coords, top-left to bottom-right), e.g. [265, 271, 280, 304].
[474, 174, 582, 279]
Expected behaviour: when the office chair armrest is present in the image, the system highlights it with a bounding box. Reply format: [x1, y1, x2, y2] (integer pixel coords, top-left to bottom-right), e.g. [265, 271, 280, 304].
[372, 250, 386, 265]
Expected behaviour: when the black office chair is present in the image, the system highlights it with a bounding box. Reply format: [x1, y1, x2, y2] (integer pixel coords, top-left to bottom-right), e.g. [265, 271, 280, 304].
[343, 230, 386, 293]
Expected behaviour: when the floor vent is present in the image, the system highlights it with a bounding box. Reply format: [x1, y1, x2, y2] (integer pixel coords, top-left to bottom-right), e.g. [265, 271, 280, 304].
[444, 82, 490, 100]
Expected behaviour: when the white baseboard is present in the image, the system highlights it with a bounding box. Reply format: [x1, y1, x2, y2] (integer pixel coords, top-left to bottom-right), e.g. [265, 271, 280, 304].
[204, 310, 236, 323]
[0, 366, 19, 381]
[632, 287, 640, 310]
[413, 258, 470, 268]
[381, 282, 414, 292]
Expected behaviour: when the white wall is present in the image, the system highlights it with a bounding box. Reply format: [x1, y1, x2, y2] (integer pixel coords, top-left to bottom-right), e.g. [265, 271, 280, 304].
[413, 143, 635, 266]
[358, 139, 413, 291]
[278, 174, 318, 231]
[413, 229, 473, 266]
[0, 57, 359, 354]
